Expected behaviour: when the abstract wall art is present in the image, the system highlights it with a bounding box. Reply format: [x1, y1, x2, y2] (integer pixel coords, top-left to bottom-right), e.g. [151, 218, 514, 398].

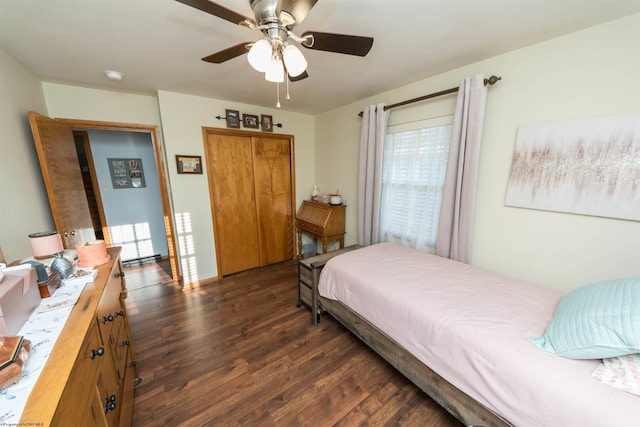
[505, 114, 639, 221]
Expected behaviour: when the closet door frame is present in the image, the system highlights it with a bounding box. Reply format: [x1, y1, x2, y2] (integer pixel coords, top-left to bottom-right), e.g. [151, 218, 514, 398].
[202, 127, 296, 277]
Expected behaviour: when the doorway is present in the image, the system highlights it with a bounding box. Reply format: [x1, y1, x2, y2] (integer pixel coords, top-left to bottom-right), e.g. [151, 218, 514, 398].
[28, 112, 180, 283]
[74, 129, 171, 271]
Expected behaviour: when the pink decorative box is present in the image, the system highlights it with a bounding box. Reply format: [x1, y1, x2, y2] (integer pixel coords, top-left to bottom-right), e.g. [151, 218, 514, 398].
[0, 268, 41, 335]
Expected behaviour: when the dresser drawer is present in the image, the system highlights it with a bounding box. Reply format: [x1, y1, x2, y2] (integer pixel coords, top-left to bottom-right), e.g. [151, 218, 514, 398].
[296, 218, 322, 235]
[53, 323, 103, 424]
[96, 269, 123, 343]
[112, 314, 132, 382]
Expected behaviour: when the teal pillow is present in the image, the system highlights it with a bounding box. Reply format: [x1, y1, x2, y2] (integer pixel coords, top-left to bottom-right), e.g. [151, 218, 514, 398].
[528, 277, 640, 359]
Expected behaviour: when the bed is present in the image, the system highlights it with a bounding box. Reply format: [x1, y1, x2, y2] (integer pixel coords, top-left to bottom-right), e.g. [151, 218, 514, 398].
[316, 243, 639, 426]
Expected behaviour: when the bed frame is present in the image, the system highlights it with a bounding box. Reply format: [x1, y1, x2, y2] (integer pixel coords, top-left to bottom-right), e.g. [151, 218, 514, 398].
[304, 247, 512, 426]
[318, 295, 512, 427]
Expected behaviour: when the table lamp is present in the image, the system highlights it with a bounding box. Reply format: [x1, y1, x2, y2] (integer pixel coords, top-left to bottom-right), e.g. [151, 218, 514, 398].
[28, 231, 73, 279]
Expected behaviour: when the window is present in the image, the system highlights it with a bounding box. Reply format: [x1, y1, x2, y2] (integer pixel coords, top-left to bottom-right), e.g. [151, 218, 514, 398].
[379, 118, 452, 253]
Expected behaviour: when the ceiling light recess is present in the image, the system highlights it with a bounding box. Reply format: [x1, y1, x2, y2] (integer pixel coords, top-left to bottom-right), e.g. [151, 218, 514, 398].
[104, 70, 123, 81]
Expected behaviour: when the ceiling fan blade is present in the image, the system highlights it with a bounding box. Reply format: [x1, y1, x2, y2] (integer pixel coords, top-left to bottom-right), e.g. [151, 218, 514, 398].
[176, 0, 255, 26]
[202, 43, 251, 63]
[301, 31, 374, 57]
[277, 0, 318, 26]
[289, 70, 309, 82]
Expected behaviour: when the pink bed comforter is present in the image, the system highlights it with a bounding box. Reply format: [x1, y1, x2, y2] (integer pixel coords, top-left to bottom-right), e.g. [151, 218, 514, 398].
[318, 243, 639, 426]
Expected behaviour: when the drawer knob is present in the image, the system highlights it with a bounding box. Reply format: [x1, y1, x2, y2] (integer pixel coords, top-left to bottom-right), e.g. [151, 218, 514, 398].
[114, 272, 125, 278]
[121, 340, 130, 347]
[102, 314, 114, 324]
[129, 361, 137, 368]
[116, 310, 124, 317]
[91, 347, 105, 359]
[104, 394, 116, 413]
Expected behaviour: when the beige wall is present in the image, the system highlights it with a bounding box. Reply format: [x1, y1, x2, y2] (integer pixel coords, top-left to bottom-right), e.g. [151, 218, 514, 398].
[157, 90, 315, 282]
[42, 83, 163, 126]
[0, 47, 52, 261]
[315, 14, 640, 292]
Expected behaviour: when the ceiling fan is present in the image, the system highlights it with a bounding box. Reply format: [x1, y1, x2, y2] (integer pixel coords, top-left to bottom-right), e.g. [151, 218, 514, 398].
[176, 0, 374, 105]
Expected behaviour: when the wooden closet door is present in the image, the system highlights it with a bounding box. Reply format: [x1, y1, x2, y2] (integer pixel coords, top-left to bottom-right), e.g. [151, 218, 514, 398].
[252, 136, 294, 265]
[206, 133, 260, 275]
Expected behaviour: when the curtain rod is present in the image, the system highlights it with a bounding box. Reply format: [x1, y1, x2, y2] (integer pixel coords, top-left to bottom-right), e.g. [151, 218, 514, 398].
[357, 75, 502, 117]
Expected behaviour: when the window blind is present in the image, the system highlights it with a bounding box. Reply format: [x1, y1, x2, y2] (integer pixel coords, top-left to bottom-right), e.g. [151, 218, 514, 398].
[379, 119, 452, 253]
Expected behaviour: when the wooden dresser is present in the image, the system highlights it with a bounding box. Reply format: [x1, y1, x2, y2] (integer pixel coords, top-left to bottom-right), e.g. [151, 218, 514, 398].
[20, 247, 139, 426]
[296, 201, 346, 257]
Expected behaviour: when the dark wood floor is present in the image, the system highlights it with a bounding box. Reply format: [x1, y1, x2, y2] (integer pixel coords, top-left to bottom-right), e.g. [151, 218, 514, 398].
[123, 260, 461, 426]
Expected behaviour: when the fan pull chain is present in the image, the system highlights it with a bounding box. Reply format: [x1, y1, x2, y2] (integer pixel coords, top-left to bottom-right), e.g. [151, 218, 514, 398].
[276, 82, 281, 108]
[286, 77, 291, 100]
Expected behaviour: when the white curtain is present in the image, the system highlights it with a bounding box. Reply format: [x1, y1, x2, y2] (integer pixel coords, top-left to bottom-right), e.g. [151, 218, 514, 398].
[357, 103, 389, 246]
[436, 75, 488, 263]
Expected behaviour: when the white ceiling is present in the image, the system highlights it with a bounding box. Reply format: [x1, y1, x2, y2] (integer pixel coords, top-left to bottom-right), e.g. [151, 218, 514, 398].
[1, 0, 638, 114]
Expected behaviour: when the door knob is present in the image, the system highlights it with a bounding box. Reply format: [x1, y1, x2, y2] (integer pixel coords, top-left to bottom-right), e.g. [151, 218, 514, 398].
[91, 347, 105, 359]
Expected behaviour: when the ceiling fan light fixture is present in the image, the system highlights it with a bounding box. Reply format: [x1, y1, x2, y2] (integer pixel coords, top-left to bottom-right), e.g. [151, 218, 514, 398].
[282, 44, 307, 77]
[247, 39, 272, 72]
[178, 0, 375, 109]
[265, 57, 285, 83]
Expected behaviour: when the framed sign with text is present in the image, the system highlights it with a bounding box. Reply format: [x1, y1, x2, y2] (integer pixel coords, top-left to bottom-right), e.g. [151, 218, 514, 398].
[108, 158, 146, 189]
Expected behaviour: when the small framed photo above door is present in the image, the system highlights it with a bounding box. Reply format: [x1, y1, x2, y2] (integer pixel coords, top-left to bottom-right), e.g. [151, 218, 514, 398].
[175, 155, 203, 174]
[243, 114, 259, 129]
[225, 109, 240, 128]
[261, 114, 273, 132]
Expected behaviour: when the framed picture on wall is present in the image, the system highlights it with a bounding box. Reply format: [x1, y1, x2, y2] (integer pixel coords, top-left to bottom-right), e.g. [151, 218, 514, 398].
[108, 158, 146, 188]
[261, 114, 273, 132]
[175, 155, 203, 174]
[243, 114, 259, 129]
[225, 109, 240, 128]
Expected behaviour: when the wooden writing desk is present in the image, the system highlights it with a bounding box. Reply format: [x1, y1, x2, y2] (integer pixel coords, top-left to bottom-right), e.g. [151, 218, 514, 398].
[295, 201, 346, 257]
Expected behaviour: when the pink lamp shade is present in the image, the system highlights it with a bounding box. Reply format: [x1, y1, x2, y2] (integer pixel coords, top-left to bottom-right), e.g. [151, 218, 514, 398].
[28, 231, 64, 258]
